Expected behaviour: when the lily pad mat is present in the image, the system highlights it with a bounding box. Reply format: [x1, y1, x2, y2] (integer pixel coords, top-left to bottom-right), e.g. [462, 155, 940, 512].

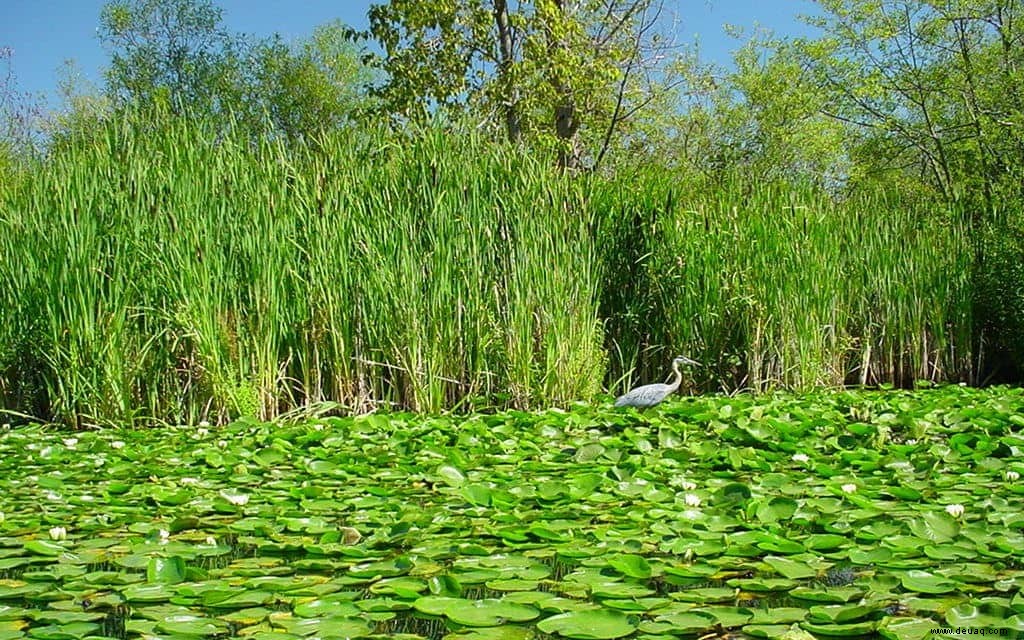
[1, 384, 1023, 639]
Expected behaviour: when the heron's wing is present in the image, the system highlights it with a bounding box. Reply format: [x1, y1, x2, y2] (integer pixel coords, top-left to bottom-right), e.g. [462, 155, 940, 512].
[614, 383, 668, 407]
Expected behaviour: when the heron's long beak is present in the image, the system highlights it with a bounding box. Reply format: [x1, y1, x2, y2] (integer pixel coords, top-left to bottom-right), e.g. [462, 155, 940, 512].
[678, 356, 700, 366]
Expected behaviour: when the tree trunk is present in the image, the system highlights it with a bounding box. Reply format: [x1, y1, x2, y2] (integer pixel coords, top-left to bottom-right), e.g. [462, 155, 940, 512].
[493, 0, 522, 142]
[952, 16, 994, 214]
[548, 0, 580, 169]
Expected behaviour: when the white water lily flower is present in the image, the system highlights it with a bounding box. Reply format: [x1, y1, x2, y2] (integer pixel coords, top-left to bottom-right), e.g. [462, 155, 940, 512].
[110, 440, 125, 449]
[945, 504, 965, 518]
[906, 439, 918, 445]
[180, 477, 199, 485]
[217, 440, 227, 448]
[62, 438, 78, 448]
[158, 529, 170, 543]
[792, 453, 810, 463]
[196, 428, 209, 437]
[224, 493, 249, 506]
[684, 493, 701, 507]
[49, 526, 67, 540]
[204, 536, 217, 546]
[198, 420, 211, 428]
[841, 483, 857, 494]
[669, 477, 697, 490]
[44, 490, 62, 501]
[1007, 470, 1020, 482]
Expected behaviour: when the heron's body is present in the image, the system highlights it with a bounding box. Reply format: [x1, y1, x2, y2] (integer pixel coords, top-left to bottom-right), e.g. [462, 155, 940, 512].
[614, 356, 698, 408]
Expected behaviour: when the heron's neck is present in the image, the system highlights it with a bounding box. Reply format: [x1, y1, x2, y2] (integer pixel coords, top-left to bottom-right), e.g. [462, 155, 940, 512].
[668, 362, 683, 392]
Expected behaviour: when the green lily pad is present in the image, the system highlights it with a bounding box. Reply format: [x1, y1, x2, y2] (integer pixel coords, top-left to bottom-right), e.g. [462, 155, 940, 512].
[536, 609, 639, 639]
[670, 587, 737, 604]
[23, 541, 66, 557]
[648, 611, 718, 634]
[444, 599, 540, 627]
[907, 513, 959, 543]
[763, 556, 817, 579]
[25, 622, 100, 640]
[946, 603, 1024, 630]
[437, 465, 466, 487]
[877, 616, 940, 640]
[146, 556, 186, 584]
[292, 598, 360, 619]
[800, 620, 877, 636]
[413, 595, 466, 616]
[121, 584, 174, 603]
[443, 626, 535, 640]
[606, 555, 651, 579]
[901, 570, 960, 595]
[748, 623, 801, 638]
[807, 604, 876, 624]
[155, 614, 229, 636]
[217, 607, 272, 625]
[790, 586, 864, 603]
[749, 609, 808, 624]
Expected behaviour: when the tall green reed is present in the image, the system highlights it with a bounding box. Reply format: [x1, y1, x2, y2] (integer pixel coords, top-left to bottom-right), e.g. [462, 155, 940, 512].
[0, 112, 606, 425]
[0, 112, 982, 426]
[591, 171, 973, 392]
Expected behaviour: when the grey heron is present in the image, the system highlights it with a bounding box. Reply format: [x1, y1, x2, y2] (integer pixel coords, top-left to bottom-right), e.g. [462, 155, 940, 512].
[614, 356, 699, 408]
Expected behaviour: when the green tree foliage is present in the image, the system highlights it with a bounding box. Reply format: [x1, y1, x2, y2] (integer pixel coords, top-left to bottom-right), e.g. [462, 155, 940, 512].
[672, 30, 848, 189]
[247, 21, 377, 140]
[42, 61, 115, 152]
[98, 0, 374, 139]
[368, 0, 683, 169]
[99, 0, 234, 112]
[796, 0, 1024, 207]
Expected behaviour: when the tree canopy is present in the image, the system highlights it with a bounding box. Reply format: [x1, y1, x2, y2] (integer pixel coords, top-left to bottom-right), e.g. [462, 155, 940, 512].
[369, 0, 684, 169]
[95, 0, 375, 140]
[1, 0, 1022, 197]
[796, 0, 1024, 207]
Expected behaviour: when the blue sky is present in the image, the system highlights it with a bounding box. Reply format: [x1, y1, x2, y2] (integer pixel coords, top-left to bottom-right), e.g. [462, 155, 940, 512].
[4, 0, 820, 106]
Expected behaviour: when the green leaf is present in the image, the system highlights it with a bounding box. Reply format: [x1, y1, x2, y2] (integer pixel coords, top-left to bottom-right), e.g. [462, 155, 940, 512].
[877, 616, 939, 640]
[537, 609, 639, 638]
[444, 599, 539, 626]
[437, 464, 466, 487]
[606, 554, 651, 579]
[763, 556, 817, 579]
[23, 540, 66, 557]
[907, 512, 959, 543]
[146, 556, 186, 584]
[461, 483, 493, 507]
[946, 603, 1024, 630]
[900, 570, 960, 595]
[155, 614, 229, 636]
